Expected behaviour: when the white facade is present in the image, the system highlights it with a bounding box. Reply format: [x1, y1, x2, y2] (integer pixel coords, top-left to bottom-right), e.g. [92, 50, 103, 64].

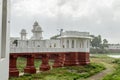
[0, 0, 9, 80]
[10, 22, 91, 53]
[107, 44, 120, 50]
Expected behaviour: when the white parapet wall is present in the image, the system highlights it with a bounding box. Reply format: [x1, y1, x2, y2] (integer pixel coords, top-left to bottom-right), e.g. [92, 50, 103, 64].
[10, 47, 89, 53]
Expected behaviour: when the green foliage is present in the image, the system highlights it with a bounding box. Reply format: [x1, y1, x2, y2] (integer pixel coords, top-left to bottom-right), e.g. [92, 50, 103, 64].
[13, 40, 18, 47]
[103, 39, 108, 48]
[103, 59, 120, 80]
[17, 57, 41, 72]
[90, 35, 108, 53]
[17, 57, 26, 72]
[112, 59, 120, 64]
[9, 61, 105, 80]
[90, 48, 109, 54]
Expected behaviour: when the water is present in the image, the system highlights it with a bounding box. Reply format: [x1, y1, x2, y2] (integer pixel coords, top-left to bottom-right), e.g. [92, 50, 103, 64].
[107, 55, 120, 58]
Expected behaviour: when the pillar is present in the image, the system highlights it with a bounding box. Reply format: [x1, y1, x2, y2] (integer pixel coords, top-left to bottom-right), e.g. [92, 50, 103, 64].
[64, 52, 79, 66]
[52, 54, 64, 68]
[24, 54, 36, 74]
[9, 54, 19, 77]
[40, 54, 50, 71]
[78, 52, 90, 65]
[59, 53, 65, 66]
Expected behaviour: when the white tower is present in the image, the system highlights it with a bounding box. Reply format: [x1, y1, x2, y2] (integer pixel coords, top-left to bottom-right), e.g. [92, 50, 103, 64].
[20, 29, 27, 40]
[31, 21, 43, 40]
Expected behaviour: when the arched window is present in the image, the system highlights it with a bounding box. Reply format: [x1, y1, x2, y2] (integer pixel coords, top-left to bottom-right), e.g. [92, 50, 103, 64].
[72, 40, 74, 48]
[63, 45, 65, 48]
[54, 43, 56, 48]
[37, 45, 40, 47]
[26, 40, 28, 46]
[80, 42, 82, 48]
[67, 40, 69, 48]
[87, 40, 89, 48]
[50, 44, 52, 48]
[82, 41, 84, 48]
[33, 41, 35, 47]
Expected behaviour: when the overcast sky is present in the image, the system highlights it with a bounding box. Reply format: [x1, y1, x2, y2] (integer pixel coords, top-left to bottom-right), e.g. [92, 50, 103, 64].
[10, 0, 120, 44]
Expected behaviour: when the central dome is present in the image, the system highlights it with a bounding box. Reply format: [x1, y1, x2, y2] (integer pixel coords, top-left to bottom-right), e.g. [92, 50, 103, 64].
[32, 21, 42, 32]
[31, 21, 43, 40]
[33, 21, 39, 26]
[35, 26, 42, 32]
[21, 29, 27, 34]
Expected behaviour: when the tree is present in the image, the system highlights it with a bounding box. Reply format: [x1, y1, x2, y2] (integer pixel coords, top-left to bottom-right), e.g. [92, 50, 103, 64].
[13, 40, 18, 47]
[90, 35, 102, 49]
[103, 39, 108, 48]
[90, 35, 109, 53]
[98, 35, 102, 44]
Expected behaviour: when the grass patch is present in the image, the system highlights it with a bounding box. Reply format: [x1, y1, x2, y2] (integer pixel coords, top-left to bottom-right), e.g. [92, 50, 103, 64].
[9, 61, 105, 80]
[16, 57, 54, 72]
[103, 59, 120, 80]
[16, 57, 42, 72]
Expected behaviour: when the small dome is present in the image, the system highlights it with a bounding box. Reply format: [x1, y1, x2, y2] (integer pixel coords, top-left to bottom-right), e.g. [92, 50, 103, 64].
[32, 21, 42, 32]
[33, 21, 39, 26]
[21, 29, 27, 34]
[35, 26, 42, 31]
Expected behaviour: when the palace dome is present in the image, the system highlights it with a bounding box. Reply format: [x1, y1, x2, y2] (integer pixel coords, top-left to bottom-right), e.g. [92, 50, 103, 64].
[21, 29, 27, 34]
[33, 21, 42, 32]
[35, 26, 42, 32]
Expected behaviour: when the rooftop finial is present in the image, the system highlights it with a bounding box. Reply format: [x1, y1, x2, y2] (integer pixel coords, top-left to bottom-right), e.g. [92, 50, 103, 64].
[33, 21, 39, 26]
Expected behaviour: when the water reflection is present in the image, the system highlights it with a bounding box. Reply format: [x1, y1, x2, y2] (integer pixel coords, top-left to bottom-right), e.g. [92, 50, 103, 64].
[107, 55, 120, 58]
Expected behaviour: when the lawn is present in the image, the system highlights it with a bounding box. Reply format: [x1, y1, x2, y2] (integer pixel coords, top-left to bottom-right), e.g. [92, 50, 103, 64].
[90, 53, 120, 80]
[9, 56, 105, 80]
[103, 59, 120, 80]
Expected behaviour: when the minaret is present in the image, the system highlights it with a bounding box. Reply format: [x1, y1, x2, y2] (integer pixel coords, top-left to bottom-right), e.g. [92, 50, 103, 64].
[20, 29, 27, 40]
[31, 21, 43, 40]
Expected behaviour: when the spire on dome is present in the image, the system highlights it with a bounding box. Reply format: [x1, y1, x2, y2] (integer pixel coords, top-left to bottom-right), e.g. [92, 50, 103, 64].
[32, 21, 42, 32]
[20, 29, 27, 34]
[20, 29, 27, 40]
[31, 21, 43, 40]
[33, 21, 39, 26]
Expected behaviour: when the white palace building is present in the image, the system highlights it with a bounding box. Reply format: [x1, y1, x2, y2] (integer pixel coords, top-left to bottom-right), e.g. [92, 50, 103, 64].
[0, 0, 91, 79]
[10, 21, 91, 53]
[9, 22, 91, 78]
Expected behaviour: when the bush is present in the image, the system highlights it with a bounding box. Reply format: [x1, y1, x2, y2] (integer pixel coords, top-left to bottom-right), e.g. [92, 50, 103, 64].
[103, 59, 120, 80]
[112, 59, 120, 64]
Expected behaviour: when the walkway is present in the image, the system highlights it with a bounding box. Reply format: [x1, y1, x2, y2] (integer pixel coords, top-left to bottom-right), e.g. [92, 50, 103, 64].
[81, 62, 114, 80]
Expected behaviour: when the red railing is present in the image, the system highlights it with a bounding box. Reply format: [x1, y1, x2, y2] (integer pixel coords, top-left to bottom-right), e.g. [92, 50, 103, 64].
[9, 52, 90, 77]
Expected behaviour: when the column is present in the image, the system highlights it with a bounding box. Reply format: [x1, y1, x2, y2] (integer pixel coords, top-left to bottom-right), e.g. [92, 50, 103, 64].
[69, 39, 71, 48]
[77, 52, 90, 65]
[84, 40, 87, 49]
[74, 39, 77, 48]
[9, 54, 19, 77]
[64, 52, 79, 66]
[52, 53, 64, 68]
[60, 53, 65, 66]
[64, 39, 66, 48]
[24, 54, 36, 74]
[40, 54, 50, 71]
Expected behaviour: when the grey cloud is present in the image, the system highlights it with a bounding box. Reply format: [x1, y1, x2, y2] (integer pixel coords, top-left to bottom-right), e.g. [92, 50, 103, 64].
[57, 0, 69, 6]
[10, 0, 120, 43]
